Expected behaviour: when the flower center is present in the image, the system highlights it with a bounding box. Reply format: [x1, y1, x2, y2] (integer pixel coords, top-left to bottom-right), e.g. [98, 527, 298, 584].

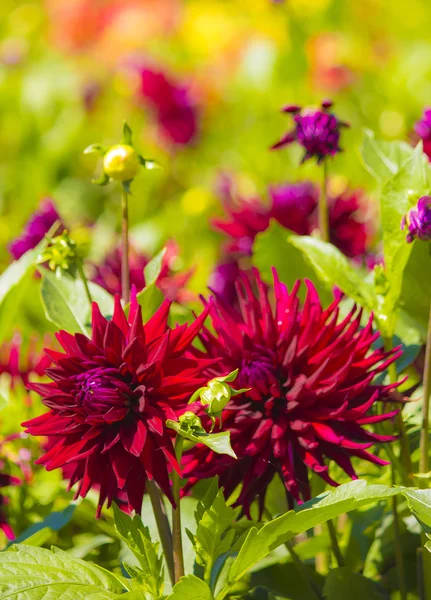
[240, 350, 279, 400]
[75, 368, 133, 424]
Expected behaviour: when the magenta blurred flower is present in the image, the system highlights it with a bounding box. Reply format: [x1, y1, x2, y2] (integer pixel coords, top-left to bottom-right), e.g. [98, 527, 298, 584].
[8, 199, 63, 260]
[23, 295, 213, 516]
[271, 100, 349, 163]
[329, 189, 370, 258]
[183, 268, 401, 515]
[208, 261, 242, 306]
[137, 66, 198, 146]
[402, 196, 431, 243]
[413, 108, 431, 160]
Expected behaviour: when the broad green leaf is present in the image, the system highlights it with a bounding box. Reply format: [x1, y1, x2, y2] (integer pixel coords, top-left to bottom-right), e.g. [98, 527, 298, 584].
[0, 241, 48, 339]
[399, 241, 431, 337]
[40, 269, 114, 334]
[166, 575, 212, 600]
[250, 561, 324, 600]
[166, 419, 236, 458]
[359, 129, 415, 183]
[252, 221, 332, 304]
[136, 248, 167, 321]
[403, 489, 431, 533]
[223, 481, 401, 590]
[112, 503, 164, 598]
[322, 567, 388, 599]
[289, 235, 376, 311]
[0, 544, 130, 599]
[379, 142, 430, 334]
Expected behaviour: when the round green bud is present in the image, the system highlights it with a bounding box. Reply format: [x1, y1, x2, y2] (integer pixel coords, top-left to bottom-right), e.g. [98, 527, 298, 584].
[178, 411, 203, 431]
[103, 144, 140, 181]
[200, 380, 231, 415]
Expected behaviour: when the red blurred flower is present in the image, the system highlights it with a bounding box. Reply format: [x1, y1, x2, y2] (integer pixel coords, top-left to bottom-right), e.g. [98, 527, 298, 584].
[0, 333, 51, 390]
[136, 65, 199, 146]
[23, 294, 213, 516]
[183, 269, 401, 516]
[0, 469, 19, 540]
[90, 241, 194, 303]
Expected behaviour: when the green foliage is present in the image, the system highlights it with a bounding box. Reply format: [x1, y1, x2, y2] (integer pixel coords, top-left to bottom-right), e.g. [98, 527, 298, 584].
[0, 544, 131, 599]
[322, 567, 388, 599]
[359, 129, 416, 183]
[166, 575, 213, 600]
[187, 479, 240, 587]
[223, 481, 400, 591]
[112, 503, 164, 598]
[39, 269, 114, 334]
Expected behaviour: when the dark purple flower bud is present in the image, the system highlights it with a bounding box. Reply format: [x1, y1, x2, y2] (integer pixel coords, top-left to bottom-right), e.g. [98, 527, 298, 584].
[271, 100, 349, 164]
[402, 196, 431, 243]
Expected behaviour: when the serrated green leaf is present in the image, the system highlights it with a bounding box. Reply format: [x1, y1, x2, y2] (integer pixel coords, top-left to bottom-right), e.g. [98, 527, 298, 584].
[166, 575, 213, 600]
[0, 544, 129, 599]
[322, 567, 388, 599]
[222, 481, 401, 591]
[112, 503, 164, 597]
[166, 419, 237, 458]
[39, 270, 114, 334]
[289, 235, 376, 311]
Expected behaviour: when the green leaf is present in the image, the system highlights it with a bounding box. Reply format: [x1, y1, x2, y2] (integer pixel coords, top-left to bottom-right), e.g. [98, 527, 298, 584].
[144, 248, 167, 287]
[188, 484, 239, 586]
[403, 489, 431, 533]
[322, 568, 388, 599]
[40, 270, 114, 334]
[359, 129, 415, 183]
[135, 248, 167, 322]
[250, 561, 324, 600]
[166, 419, 237, 458]
[223, 481, 401, 590]
[8, 504, 76, 548]
[122, 121, 133, 145]
[288, 235, 376, 311]
[399, 241, 431, 337]
[0, 544, 130, 599]
[252, 222, 331, 304]
[166, 575, 213, 600]
[0, 241, 47, 339]
[83, 143, 107, 156]
[112, 503, 164, 598]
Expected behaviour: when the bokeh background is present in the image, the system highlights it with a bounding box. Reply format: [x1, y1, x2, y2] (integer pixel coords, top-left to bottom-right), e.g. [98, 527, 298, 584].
[0, 0, 430, 564]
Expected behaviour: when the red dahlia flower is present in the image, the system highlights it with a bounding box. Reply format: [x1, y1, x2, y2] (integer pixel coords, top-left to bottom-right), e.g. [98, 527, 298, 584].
[183, 269, 401, 515]
[0, 460, 20, 540]
[23, 295, 212, 516]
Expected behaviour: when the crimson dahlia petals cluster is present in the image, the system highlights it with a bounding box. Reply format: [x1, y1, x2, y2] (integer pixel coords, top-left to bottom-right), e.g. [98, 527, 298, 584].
[23, 295, 212, 516]
[183, 269, 401, 516]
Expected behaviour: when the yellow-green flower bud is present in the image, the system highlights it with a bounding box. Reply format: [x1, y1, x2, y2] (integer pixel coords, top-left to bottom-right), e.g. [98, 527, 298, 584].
[103, 144, 140, 181]
[200, 380, 231, 415]
[37, 231, 78, 274]
[178, 411, 203, 433]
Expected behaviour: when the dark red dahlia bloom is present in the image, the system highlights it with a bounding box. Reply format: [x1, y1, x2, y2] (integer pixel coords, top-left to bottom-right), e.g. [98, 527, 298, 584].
[0, 469, 20, 540]
[137, 66, 198, 146]
[413, 108, 431, 160]
[328, 189, 371, 258]
[183, 269, 401, 515]
[23, 295, 212, 516]
[90, 241, 194, 303]
[271, 100, 349, 163]
[8, 199, 63, 260]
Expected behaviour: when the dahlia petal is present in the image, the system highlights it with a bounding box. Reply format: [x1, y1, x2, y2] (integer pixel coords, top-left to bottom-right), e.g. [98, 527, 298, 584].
[112, 295, 129, 338]
[144, 299, 172, 343]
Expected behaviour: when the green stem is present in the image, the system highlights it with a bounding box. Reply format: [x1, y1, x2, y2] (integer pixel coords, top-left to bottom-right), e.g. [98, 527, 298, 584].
[383, 338, 414, 483]
[419, 297, 431, 474]
[121, 186, 130, 304]
[77, 261, 93, 309]
[172, 436, 185, 583]
[326, 519, 344, 567]
[146, 479, 175, 586]
[318, 161, 330, 243]
[383, 337, 407, 600]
